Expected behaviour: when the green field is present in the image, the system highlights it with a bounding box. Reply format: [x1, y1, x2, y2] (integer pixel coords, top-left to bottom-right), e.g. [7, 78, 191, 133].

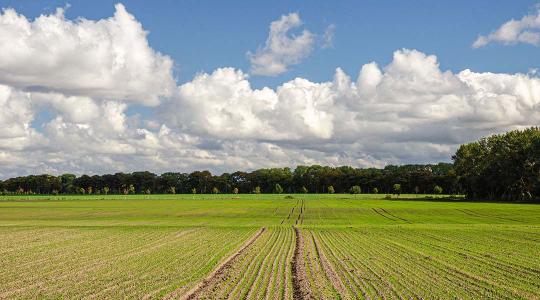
[0, 194, 539, 299]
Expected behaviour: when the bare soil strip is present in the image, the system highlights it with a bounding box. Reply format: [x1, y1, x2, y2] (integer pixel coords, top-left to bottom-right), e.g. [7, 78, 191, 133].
[291, 227, 313, 300]
[295, 200, 304, 225]
[282, 200, 299, 225]
[164, 227, 266, 300]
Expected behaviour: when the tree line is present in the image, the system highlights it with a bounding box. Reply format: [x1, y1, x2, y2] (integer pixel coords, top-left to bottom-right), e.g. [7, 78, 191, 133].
[0, 163, 457, 196]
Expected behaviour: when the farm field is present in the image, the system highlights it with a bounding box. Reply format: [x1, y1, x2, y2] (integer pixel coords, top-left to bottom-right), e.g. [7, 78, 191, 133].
[0, 194, 539, 299]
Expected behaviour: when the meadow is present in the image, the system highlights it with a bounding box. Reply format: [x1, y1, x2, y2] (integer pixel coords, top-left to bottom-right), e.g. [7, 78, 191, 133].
[0, 194, 538, 299]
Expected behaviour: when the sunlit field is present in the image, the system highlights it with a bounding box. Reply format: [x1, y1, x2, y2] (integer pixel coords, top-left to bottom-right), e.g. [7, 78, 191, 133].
[0, 194, 538, 299]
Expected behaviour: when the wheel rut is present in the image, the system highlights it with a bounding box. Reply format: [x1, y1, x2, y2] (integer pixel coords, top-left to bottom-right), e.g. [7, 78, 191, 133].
[291, 226, 313, 300]
[165, 227, 266, 300]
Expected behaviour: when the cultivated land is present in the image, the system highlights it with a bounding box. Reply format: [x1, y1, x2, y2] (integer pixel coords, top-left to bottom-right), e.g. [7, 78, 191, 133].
[0, 194, 539, 299]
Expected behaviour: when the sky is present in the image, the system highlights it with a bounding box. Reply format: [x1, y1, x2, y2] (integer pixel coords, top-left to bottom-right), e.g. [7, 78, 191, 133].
[0, 1, 539, 177]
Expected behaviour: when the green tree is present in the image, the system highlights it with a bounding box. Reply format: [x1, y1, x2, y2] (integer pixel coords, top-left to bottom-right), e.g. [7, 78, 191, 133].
[350, 185, 361, 195]
[327, 185, 335, 194]
[274, 183, 283, 194]
[393, 184, 401, 196]
[253, 186, 261, 194]
[453, 127, 540, 202]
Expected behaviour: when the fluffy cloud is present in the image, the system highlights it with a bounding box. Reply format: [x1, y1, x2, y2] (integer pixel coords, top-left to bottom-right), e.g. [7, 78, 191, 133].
[1, 3, 540, 178]
[0, 85, 43, 150]
[162, 49, 540, 169]
[248, 13, 315, 76]
[473, 8, 540, 48]
[0, 4, 174, 105]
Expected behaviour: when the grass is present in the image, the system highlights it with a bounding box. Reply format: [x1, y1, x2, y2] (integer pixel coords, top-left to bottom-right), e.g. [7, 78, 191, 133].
[0, 194, 538, 299]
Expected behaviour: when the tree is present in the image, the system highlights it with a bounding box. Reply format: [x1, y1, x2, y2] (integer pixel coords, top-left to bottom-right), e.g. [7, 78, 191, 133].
[372, 187, 378, 194]
[233, 187, 239, 194]
[327, 185, 335, 194]
[301, 186, 308, 194]
[274, 183, 283, 194]
[453, 127, 540, 202]
[350, 185, 361, 195]
[433, 185, 443, 195]
[253, 186, 261, 194]
[393, 184, 401, 196]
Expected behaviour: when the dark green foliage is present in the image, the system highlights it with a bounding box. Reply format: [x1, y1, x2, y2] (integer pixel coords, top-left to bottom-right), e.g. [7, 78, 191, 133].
[453, 127, 540, 202]
[0, 163, 457, 195]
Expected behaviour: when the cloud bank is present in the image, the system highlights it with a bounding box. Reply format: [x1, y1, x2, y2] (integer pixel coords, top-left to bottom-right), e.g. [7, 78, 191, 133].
[0, 4, 539, 178]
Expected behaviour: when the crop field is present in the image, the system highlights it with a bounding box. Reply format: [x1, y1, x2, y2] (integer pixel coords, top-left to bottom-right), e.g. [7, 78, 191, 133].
[0, 194, 539, 299]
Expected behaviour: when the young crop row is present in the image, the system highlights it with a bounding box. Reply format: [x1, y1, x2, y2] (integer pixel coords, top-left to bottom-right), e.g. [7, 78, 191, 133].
[304, 226, 540, 299]
[185, 227, 296, 299]
[0, 226, 255, 299]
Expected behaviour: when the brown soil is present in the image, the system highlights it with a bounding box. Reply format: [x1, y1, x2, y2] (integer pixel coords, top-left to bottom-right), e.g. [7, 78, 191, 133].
[291, 227, 313, 300]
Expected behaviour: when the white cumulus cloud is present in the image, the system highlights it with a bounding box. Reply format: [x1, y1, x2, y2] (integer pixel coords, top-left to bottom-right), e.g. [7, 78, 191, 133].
[1, 3, 540, 178]
[248, 13, 315, 76]
[0, 4, 175, 105]
[473, 7, 540, 48]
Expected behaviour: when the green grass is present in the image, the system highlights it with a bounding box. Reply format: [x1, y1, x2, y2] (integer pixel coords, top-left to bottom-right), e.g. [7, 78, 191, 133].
[0, 194, 538, 299]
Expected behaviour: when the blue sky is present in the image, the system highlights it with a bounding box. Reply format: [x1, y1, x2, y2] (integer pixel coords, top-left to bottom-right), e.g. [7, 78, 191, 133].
[2, 0, 538, 87]
[1, 1, 540, 177]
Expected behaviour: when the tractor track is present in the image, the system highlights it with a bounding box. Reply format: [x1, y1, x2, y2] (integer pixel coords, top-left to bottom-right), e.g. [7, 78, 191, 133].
[165, 227, 266, 300]
[379, 208, 412, 223]
[291, 226, 313, 300]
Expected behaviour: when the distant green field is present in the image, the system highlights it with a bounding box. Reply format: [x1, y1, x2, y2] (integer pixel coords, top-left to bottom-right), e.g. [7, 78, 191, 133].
[0, 194, 538, 299]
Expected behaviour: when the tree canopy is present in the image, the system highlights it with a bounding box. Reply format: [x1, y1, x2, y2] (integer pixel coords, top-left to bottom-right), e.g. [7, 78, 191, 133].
[0, 163, 456, 196]
[453, 127, 540, 202]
